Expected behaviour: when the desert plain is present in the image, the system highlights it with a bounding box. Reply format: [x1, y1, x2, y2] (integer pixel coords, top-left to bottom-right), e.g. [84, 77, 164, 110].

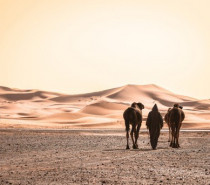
[0, 84, 210, 184]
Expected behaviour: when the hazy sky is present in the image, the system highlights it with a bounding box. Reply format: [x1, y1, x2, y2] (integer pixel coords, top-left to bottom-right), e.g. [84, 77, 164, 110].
[0, 0, 209, 99]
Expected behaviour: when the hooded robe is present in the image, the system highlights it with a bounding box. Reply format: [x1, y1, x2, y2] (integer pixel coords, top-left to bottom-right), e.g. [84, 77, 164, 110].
[146, 104, 163, 149]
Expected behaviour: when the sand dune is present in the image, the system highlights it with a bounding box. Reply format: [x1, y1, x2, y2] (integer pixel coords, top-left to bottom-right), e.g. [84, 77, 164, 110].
[80, 101, 128, 115]
[0, 86, 63, 101]
[0, 84, 209, 129]
[50, 86, 124, 103]
[107, 84, 197, 108]
[181, 99, 210, 110]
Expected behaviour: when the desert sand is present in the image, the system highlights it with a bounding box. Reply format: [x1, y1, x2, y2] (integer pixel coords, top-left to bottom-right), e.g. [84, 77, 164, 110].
[0, 85, 210, 184]
[0, 129, 209, 184]
[0, 84, 210, 129]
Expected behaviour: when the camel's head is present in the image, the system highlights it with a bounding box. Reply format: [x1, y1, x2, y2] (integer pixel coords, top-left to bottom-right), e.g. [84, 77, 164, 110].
[174, 103, 179, 108]
[173, 103, 183, 109]
[137, 102, 144, 110]
[168, 108, 172, 112]
[179, 105, 183, 109]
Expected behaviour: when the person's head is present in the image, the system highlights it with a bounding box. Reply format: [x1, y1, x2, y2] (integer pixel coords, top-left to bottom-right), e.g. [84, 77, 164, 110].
[179, 105, 183, 109]
[152, 104, 158, 111]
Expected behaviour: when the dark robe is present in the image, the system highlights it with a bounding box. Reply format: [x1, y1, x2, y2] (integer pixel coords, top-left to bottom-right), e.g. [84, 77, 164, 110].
[146, 104, 163, 149]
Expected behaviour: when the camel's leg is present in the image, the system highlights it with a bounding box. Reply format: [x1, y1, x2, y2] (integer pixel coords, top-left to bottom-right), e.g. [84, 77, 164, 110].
[172, 127, 177, 148]
[126, 131, 130, 149]
[170, 139, 173, 147]
[171, 135, 175, 148]
[170, 126, 173, 147]
[168, 125, 171, 142]
[170, 125, 175, 148]
[130, 127, 136, 149]
[125, 119, 130, 149]
[173, 127, 177, 148]
[174, 125, 179, 148]
[176, 125, 181, 148]
[174, 127, 177, 148]
[176, 129, 179, 148]
[134, 124, 141, 149]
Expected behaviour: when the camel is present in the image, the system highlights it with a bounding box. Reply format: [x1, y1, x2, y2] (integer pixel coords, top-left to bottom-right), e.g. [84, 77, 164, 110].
[165, 105, 184, 143]
[123, 102, 144, 149]
[146, 104, 163, 150]
[169, 104, 185, 148]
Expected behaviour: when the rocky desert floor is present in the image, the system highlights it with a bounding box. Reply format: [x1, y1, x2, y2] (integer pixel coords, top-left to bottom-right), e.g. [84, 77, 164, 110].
[0, 129, 209, 185]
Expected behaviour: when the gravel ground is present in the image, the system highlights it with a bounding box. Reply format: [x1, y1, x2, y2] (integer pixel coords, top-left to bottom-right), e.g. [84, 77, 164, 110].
[0, 129, 209, 185]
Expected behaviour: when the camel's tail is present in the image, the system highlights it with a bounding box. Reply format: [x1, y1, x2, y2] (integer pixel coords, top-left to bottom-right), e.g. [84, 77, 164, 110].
[125, 119, 130, 132]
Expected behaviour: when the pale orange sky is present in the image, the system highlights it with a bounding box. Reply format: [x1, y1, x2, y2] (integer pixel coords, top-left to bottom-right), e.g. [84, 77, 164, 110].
[0, 0, 210, 99]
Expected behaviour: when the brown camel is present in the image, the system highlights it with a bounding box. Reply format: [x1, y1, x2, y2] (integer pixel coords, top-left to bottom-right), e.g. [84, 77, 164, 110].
[123, 102, 144, 149]
[165, 105, 184, 143]
[146, 104, 163, 150]
[169, 104, 185, 148]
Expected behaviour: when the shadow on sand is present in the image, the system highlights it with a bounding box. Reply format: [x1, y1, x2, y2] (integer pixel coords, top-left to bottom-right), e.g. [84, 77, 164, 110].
[103, 146, 169, 152]
[103, 148, 152, 152]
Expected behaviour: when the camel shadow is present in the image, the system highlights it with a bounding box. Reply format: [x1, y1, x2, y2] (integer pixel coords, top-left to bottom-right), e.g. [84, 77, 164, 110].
[103, 148, 152, 152]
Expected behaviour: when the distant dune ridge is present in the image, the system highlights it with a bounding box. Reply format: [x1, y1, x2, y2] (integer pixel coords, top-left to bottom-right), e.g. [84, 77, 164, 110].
[0, 84, 209, 129]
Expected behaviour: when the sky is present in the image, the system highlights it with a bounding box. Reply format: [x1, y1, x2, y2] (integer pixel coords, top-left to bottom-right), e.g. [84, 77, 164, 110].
[0, 0, 210, 99]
